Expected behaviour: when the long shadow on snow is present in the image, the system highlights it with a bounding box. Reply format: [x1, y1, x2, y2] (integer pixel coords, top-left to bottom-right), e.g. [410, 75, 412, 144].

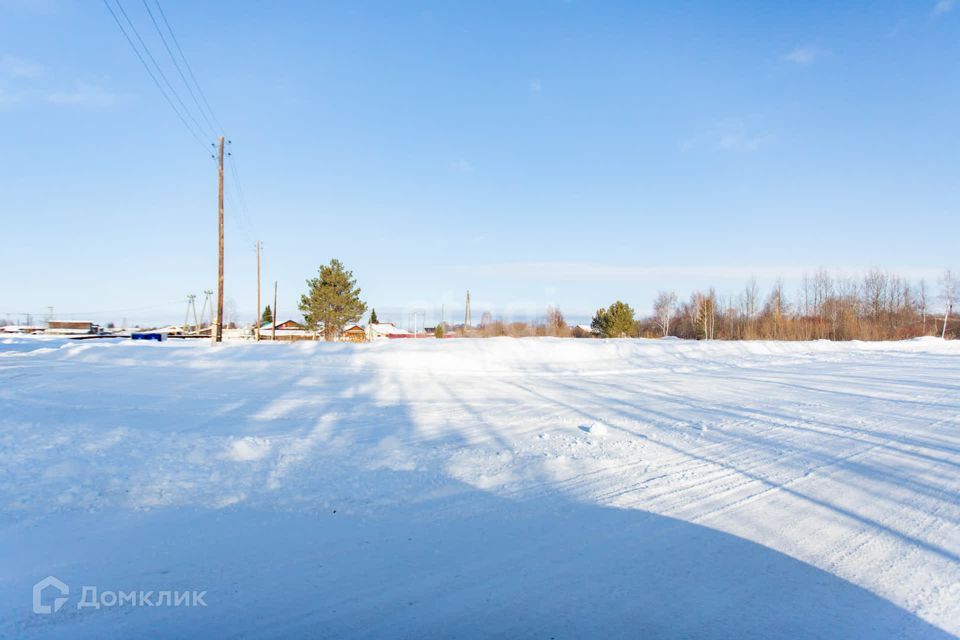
[9, 482, 955, 639]
[3, 342, 955, 639]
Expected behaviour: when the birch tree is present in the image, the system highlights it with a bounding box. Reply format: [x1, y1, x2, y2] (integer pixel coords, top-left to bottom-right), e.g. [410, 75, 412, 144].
[653, 291, 677, 337]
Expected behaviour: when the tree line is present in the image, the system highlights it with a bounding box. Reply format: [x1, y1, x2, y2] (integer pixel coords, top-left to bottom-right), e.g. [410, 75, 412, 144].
[264, 261, 957, 342]
[587, 269, 956, 341]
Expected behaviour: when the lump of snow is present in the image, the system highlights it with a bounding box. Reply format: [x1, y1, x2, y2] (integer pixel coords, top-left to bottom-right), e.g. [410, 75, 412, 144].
[582, 422, 609, 436]
[225, 437, 272, 462]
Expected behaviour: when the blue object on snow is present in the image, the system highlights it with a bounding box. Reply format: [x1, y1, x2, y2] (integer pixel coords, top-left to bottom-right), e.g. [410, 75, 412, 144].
[131, 332, 165, 342]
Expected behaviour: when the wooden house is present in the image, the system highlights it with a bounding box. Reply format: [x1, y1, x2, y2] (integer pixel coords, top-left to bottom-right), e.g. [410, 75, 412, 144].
[259, 320, 318, 341]
[340, 325, 367, 343]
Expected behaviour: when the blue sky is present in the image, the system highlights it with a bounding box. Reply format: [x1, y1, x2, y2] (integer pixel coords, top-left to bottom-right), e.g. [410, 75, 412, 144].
[1, 0, 958, 327]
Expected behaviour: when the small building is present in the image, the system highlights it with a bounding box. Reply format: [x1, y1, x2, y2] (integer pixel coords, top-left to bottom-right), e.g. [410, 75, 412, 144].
[2, 325, 45, 334]
[367, 322, 414, 340]
[340, 325, 367, 343]
[572, 324, 599, 338]
[46, 321, 98, 335]
[259, 320, 318, 341]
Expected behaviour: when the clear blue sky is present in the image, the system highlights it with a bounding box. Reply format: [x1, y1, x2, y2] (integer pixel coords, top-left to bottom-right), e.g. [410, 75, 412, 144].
[1, 0, 957, 327]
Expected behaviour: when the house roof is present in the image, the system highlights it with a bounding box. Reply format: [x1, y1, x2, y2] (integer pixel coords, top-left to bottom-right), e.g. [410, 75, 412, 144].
[368, 322, 413, 336]
[259, 320, 305, 331]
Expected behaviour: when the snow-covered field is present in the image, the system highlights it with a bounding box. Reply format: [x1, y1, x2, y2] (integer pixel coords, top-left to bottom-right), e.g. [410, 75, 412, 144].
[1, 336, 958, 638]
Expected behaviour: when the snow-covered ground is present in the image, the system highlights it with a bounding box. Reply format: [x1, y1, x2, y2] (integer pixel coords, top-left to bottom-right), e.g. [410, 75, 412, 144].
[1, 336, 958, 638]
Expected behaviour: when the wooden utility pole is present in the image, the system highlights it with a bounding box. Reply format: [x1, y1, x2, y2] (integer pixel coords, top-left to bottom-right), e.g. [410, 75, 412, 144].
[255, 241, 261, 341]
[214, 135, 225, 343]
[272, 280, 278, 342]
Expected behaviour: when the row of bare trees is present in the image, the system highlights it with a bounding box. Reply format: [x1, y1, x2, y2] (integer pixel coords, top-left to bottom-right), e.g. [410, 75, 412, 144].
[434, 269, 955, 341]
[642, 269, 956, 341]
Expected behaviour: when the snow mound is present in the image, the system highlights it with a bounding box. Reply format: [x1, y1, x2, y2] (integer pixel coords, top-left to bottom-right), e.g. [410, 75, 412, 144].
[584, 421, 609, 436]
[225, 436, 272, 461]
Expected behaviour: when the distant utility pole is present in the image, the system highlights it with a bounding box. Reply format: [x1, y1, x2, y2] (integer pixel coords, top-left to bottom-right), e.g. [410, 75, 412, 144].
[272, 281, 278, 342]
[255, 241, 262, 341]
[206, 290, 214, 326]
[185, 294, 197, 333]
[199, 290, 213, 330]
[214, 135, 225, 344]
[464, 290, 471, 328]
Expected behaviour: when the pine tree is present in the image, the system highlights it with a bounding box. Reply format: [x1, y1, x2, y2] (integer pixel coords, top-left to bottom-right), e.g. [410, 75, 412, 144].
[369, 308, 379, 324]
[298, 259, 368, 341]
[261, 305, 273, 326]
[434, 324, 444, 338]
[591, 301, 635, 338]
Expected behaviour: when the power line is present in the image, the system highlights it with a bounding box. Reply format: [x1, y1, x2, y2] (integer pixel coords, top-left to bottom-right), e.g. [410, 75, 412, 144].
[102, 0, 210, 155]
[0, 300, 189, 318]
[222, 180, 255, 244]
[153, 0, 225, 134]
[112, 0, 212, 147]
[142, 0, 219, 140]
[141, 2, 259, 242]
[226, 148, 255, 230]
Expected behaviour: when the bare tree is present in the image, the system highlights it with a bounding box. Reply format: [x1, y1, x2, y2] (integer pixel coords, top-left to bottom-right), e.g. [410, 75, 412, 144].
[653, 291, 677, 337]
[919, 279, 928, 333]
[813, 269, 833, 324]
[743, 277, 759, 337]
[544, 307, 566, 336]
[863, 269, 886, 322]
[941, 270, 955, 339]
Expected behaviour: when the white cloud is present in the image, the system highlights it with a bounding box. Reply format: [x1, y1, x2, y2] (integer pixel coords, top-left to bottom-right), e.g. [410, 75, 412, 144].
[933, 0, 956, 16]
[0, 56, 120, 109]
[451, 159, 474, 173]
[717, 132, 774, 152]
[47, 81, 118, 107]
[681, 121, 774, 153]
[784, 46, 820, 65]
[529, 79, 542, 96]
[0, 54, 44, 78]
[454, 262, 945, 283]
[0, 86, 24, 105]
[459, 262, 804, 281]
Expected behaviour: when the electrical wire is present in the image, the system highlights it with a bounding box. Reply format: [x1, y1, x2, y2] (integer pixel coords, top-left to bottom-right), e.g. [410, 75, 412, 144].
[153, 0, 225, 134]
[142, 0, 219, 140]
[102, 0, 211, 155]
[112, 0, 212, 146]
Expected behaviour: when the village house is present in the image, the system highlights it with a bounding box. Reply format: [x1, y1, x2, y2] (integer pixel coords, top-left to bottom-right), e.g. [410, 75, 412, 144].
[46, 321, 99, 335]
[1, 325, 45, 334]
[259, 320, 318, 341]
[340, 325, 367, 343]
[366, 322, 414, 340]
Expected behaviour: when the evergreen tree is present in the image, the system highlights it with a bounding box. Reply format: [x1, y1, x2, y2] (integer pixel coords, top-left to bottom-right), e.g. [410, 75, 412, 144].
[369, 308, 379, 324]
[298, 259, 367, 341]
[434, 324, 444, 339]
[261, 305, 273, 326]
[591, 300, 636, 338]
